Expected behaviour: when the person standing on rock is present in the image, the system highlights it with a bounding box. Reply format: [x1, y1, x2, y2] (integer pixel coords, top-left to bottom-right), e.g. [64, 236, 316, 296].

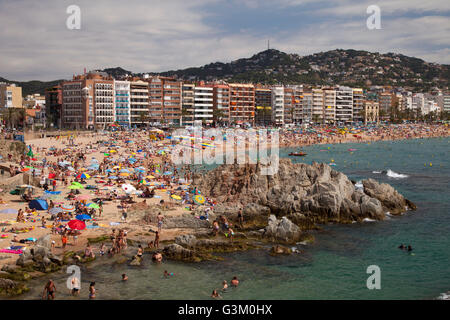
[237, 209, 244, 228]
[157, 213, 164, 233]
[42, 279, 56, 300]
[154, 231, 160, 248]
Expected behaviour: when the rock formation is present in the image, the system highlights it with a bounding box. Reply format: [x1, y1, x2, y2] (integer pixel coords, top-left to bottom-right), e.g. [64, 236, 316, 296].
[193, 159, 416, 230]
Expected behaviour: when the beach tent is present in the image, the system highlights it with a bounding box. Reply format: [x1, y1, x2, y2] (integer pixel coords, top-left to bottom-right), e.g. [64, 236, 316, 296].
[29, 199, 49, 211]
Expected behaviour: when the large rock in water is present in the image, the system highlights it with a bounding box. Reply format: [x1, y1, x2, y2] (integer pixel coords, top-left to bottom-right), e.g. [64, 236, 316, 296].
[263, 215, 303, 243]
[192, 159, 415, 227]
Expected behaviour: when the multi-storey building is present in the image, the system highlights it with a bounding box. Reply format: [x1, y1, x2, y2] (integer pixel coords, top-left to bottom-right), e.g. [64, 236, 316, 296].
[193, 84, 214, 124]
[292, 86, 303, 124]
[114, 80, 131, 126]
[130, 80, 149, 127]
[61, 72, 115, 129]
[0, 83, 23, 109]
[229, 83, 255, 125]
[181, 83, 195, 126]
[271, 86, 284, 125]
[323, 88, 336, 123]
[352, 88, 364, 122]
[335, 86, 353, 123]
[255, 87, 272, 125]
[443, 94, 450, 114]
[301, 92, 313, 123]
[364, 100, 379, 123]
[312, 88, 324, 123]
[45, 85, 62, 128]
[162, 78, 182, 125]
[213, 83, 230, 124]
[94, 80, 114, 127]
[378, 92, 394, 119]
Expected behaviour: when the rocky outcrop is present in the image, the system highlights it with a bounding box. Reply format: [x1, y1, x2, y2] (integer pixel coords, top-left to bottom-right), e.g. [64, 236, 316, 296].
[263, 215, 303, 244]
[16, 235, 63, 273]
[193, 159, 415, 227]
[0, 278, 29, 297]
[270, 245, 292, 255]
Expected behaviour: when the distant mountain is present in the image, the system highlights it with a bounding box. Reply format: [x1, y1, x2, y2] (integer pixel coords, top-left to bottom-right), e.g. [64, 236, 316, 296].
[152, 49, 450, 91]
[2, 49, 449, 94]
[0, 77, 63, 97]
[94, 67, 132, 79]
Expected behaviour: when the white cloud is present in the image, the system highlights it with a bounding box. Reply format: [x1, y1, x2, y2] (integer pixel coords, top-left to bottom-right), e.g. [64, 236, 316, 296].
[0, 0, 448, 81]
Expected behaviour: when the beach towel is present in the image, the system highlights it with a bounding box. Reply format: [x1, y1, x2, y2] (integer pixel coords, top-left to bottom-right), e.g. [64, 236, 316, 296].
[0, 249, 23, 254]
[110, 222, 120, 226]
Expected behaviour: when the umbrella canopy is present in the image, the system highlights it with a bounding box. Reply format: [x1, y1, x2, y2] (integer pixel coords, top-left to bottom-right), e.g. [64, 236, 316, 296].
[194, 195, 205, 205]
[75, 214, 91, 221]
[49, 207, 63, 215]
[29, 199, 49, 211]
[75, 194, 91, 201]
[61, 205, 75, 212]
[76, 173, 91, 179]
[48, 173, 56, 179]
[171, 195, 182, 201]
[121, 184, 136, 193]
[68, 220, 86, 230]
[0, 208, 18, 214]
[86, 203, 100, 209]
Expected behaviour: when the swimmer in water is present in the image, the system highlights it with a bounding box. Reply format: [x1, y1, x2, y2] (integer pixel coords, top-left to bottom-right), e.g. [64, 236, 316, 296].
[231, 276, 239, 287]
[163, 270, 174, 278]
[211, 289, 221, 299]
[407, 245, 413, 252]
[122, 273, 128, 281]
[398, 244, 405, 250]
[222, 280, 228, 291]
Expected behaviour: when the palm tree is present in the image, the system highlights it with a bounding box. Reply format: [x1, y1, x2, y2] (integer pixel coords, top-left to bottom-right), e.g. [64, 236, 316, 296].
[2, 108, 25, 129]
[138, 111, 148, 128]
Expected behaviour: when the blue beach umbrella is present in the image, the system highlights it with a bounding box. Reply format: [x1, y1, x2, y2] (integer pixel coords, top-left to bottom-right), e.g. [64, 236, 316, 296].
[75, 214, 92, 221]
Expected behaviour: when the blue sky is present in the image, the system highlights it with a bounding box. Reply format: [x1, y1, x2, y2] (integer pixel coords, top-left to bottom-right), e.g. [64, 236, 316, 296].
[0, 0, 449, 81]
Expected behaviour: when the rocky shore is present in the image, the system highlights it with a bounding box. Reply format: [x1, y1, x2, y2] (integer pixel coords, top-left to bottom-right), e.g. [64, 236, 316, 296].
[192, 159, 416, 243]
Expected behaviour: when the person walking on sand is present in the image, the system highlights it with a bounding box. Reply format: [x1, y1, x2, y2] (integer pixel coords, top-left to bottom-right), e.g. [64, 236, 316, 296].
[157, 213, 164, 232]
[61, 233, 68, 250]
[154, 231, 160, 248]
[42, 280, 56, 300]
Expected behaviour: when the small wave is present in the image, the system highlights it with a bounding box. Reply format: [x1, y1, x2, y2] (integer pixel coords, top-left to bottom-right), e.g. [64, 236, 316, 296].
[296, 241, 309, 246]
[355, 181, 363, 189]
[372, 171, 382, 174]
[385, 212, 393, 217]
[363, 218, 376, 222]
[386, 169, 408, 179]
[436, 292, 450, 300]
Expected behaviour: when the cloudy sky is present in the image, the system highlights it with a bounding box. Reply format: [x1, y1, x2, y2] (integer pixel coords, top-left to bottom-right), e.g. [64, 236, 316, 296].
[1, 0, 449, 81]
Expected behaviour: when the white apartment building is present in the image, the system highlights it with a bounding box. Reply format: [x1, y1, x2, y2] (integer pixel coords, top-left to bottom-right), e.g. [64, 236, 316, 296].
[181, 83, 195, 126]
[312, 88, 324, 122]
[271, 86, 284, 125]
[194, 85, 214, 124]
[130, 80, 149, 126]
[114, 80, 131, 126]
[335, 86, 353, 123]
[352, 88, 364, 122]
[443, 94, 450, 113]
[324, 89, 336, 123]
[94, 82, 114, 126]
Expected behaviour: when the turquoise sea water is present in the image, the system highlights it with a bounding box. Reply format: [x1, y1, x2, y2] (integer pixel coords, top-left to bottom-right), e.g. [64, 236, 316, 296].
[19, 137, 450, 300]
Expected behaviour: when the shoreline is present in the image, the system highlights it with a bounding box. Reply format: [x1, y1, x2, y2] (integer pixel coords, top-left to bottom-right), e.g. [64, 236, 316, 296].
[0, 124, 448, 298]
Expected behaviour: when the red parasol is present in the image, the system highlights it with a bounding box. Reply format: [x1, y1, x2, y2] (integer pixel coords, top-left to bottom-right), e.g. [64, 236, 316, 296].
[48, 173, 56, 179]
[68, 220, 86, 230]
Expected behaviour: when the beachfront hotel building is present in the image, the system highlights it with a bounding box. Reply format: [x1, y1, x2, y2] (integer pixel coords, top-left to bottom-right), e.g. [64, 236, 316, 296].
[114, 80, 131, 127]
[130, 80, 149, 127]
[364, 100, 379, 123]
[443, 94, 450, 114]
[147, 77, 182, 126]
[181, 82, 195, 126]
[352, 88, 364, 122]
[255, 87, 272, 125]
[271, 86, 284, 125]
[323, 88, 336, 123]
[212, 83, 230, 124]
[0, 83, 23, 109]
[61, 72, 115, 129]
[193, 84, 214, 124]
[45, 85, 62, 128]
[301, 92, 313, 123]
[229, 83, 255, 125]
[335, 86, 353, 123]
